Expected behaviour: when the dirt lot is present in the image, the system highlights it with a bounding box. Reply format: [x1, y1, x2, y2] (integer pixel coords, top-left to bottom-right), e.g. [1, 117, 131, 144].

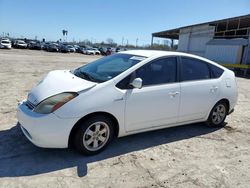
[0, 49, 249, 188]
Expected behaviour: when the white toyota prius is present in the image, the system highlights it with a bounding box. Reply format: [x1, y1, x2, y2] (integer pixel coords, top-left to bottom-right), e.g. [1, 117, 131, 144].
[17, 50, 238, 155]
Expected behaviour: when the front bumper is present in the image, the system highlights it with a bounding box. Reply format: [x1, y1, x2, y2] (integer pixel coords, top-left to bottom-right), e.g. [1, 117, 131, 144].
[17, 100, 78, 148]
[0, 45, 11, 49]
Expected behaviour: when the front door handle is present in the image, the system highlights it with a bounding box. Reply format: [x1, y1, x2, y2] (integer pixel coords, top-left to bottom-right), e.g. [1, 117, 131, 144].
[169, 91, 180, 97]
[114, 97, 124, 101]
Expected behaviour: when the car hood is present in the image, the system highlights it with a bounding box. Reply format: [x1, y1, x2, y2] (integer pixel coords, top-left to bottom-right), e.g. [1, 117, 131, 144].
[27, 70, 96, 105]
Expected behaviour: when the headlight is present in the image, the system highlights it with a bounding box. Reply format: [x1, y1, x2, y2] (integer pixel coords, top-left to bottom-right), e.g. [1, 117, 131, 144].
[34, 92, 78, 114]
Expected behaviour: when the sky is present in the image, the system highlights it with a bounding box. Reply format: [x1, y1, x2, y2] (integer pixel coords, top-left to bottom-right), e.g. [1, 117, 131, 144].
[0, 0, 249, 46]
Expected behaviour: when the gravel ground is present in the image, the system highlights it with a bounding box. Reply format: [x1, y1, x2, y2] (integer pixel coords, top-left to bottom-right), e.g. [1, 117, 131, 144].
[0, 49, 249, 188]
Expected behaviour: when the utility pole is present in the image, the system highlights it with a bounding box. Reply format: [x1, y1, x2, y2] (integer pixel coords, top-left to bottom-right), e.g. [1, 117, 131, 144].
[122, 37, 124, 46]
[136, 38, 138, 48]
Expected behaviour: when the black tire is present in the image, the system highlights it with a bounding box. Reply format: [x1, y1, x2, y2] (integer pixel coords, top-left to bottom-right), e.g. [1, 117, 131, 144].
[207, 101, 228, 127]
[74, 115, 114, 155]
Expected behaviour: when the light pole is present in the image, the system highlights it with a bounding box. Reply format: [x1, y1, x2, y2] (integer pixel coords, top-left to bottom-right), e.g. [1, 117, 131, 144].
[122, 37, 124, 46]
[136, 38, 138, 48]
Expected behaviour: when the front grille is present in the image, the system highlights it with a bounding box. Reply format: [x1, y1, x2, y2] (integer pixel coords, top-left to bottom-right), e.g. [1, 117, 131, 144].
[26, 100, 35, 110]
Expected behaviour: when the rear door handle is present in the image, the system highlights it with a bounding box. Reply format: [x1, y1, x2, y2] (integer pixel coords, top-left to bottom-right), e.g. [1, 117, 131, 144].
[210, 86, 218, 93]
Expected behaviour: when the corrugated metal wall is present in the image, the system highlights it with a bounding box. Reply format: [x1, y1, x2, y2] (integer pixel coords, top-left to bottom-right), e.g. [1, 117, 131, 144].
[177, 24, 214, 56]
[205, 45, 243, 64]
[177, 24, 247, 64]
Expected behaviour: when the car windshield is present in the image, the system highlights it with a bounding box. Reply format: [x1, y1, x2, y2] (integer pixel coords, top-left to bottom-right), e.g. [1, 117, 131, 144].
[74, 53, 146, 83]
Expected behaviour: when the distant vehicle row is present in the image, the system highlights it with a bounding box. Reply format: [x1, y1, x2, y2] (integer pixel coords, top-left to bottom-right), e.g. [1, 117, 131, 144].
[0, 38, 125, 56]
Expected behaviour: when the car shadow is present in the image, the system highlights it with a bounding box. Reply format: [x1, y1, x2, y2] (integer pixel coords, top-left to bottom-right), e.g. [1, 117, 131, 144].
[0, 123, 222, 177]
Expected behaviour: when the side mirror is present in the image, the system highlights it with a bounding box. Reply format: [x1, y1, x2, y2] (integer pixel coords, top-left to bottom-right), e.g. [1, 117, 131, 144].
[130, 78, 142, 89]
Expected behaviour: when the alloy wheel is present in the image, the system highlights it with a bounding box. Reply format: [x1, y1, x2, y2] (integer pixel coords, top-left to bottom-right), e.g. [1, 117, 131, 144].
[83, 121, 110, 151]
[212, 104, 226, 125]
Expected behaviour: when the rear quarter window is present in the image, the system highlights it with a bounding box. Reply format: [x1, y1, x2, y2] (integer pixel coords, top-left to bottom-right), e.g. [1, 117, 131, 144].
[209, 64, 224, 78]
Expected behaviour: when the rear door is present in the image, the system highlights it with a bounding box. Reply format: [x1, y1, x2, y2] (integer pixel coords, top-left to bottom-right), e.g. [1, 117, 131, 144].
[178, 57, 220, 122]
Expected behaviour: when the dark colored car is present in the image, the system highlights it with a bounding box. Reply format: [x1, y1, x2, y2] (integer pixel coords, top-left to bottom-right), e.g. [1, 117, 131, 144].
[60, 45, 75, 53]
[98, 47, 107, 56]
[47, 43, 59, 52]
[60, 45, 70, 53]
[115, 47, 121, 52]
[76, 47, 86, 54]
[42, 42, 50, 51]
[106, 47, 112, 55]
[74, 45, 81, 53]
[28, 42, 42, 50]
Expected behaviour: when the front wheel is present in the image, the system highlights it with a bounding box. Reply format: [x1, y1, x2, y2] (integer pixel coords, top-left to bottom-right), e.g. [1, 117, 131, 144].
[207, 101, 228, 127]
[74, 115, 114, 155]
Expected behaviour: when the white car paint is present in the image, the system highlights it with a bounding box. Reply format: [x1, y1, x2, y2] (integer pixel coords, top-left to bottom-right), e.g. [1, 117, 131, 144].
[0, 38, 11, 49]
[27, 70, 96, 105]
[92, 48, 101, 55]
[15, 40, 28, 48]
[125, 83, 180, 132]
[85, 48, 95, 55]
[17, 50, 238, 148]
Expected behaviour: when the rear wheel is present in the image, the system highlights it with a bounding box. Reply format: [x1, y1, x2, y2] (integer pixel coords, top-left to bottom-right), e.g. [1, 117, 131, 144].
[207, 101, 228, 127]
[74, 115, 114, 155]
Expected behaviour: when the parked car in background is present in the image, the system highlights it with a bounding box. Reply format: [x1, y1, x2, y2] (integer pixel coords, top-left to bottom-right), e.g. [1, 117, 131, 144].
[76, 45, 87, 53]
[92, 48, 101, 55]
[115, 47, 121, 52]
[74, 45, 81, 52]
[106, 47, 112, 55]
[66, 45, 76, 52]
[60, 45, 75, 53]
[42, 42, 50, 51]
[0, 38, 12, 49]
[98, 47, 107, 56]
[28, 41, 42, 50]
[17, 50, 238, 155]
[84, 48, 96, 55]
[60, 45, 69, 53]
[77, 47, 87, 54]
[27, 41, 36, 49]
[14, 40, 27, 49]
[47, 43, 59, 52]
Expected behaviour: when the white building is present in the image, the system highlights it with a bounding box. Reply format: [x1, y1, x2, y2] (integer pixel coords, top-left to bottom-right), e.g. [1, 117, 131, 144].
[152, 14, 250, 66]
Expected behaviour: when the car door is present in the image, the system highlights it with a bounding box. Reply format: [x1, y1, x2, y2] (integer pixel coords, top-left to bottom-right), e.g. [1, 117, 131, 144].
[178, 56, 220, 123]
[123, 57, 180, 132]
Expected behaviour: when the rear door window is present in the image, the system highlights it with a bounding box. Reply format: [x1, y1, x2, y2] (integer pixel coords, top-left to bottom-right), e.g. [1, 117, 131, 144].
[180, 57, 210, 81]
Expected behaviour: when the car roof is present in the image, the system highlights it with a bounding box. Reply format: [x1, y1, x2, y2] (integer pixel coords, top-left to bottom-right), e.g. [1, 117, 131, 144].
[119, 50, 226, 70]
[119, 50, 200, 58]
